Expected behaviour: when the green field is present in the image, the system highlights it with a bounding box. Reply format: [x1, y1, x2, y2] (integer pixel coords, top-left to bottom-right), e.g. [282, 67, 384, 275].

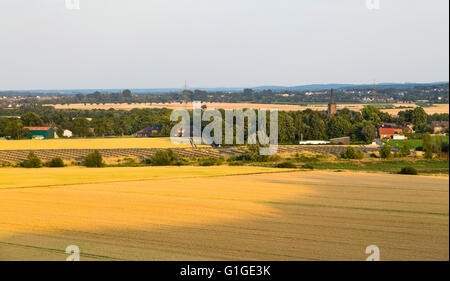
[308, 159, 449, 174]
[383, 136, 449, 149]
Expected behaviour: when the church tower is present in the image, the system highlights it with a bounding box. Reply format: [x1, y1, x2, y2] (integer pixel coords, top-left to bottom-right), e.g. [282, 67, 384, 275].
[327, 89, 337, 115]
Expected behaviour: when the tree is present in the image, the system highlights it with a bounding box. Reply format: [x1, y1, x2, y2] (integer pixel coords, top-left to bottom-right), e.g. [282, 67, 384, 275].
[84, 151, 104, 167]
[21, 152, 43, 168]
[122, 89, 132, 99]
[91, 117, 114, 137]
[278, 113, 296, 143]
[434, 136, 442, 159]
[305, 113, 327, 140]
[5, 120, 25, 139]
[115, 116, 132, 137]
[411, 107, 428, 129]
[361, 105, 382, 126]
[361, 122, 376, 142]
[422, 133, 433, 159]
[380, 144, 392, 159]
[21, 112, 43, 126]
[73, 118, 90, 137]
[328, 116, 351, 139]
[0, 118, 10, 136]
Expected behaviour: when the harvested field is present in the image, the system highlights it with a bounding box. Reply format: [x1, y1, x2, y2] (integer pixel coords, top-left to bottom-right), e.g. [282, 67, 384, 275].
[0, 137, 196, 150]
[0, 168, 448, 261]
[48, 102, 450, 115]
[0, 166, 290, 189]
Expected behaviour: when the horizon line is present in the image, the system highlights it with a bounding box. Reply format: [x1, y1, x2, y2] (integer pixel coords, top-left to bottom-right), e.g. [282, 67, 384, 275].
[1, 81, 449, 93]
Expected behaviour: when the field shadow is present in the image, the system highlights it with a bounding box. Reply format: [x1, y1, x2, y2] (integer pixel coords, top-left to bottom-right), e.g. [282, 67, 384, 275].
[0, 172, 448, 261]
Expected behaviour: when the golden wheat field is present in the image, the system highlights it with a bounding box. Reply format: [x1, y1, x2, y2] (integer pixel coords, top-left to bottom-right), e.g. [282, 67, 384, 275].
[48, 102, 450, 115]
[0, 166, 448, 261]
[0, 137, 199, 150]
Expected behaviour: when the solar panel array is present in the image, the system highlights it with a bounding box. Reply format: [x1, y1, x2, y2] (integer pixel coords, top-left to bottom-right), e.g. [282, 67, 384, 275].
[0, 145, 379, 164]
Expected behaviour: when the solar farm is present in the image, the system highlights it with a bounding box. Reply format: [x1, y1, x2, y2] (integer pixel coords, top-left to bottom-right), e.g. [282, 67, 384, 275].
[0, 137, 379, 164]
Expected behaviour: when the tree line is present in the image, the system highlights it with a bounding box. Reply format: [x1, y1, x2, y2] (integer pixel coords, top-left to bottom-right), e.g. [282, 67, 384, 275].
[0, 104, 448, 143]
[3, 84, 449, 106]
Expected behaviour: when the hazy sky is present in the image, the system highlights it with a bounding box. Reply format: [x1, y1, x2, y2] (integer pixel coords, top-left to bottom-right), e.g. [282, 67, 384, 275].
[0, 0, 448, 90]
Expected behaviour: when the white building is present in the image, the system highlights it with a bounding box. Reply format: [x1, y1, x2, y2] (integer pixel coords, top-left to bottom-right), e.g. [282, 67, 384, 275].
[393, 135, 406, 140]
[63, 130, 73, 138]
[299, 140, 330, 145]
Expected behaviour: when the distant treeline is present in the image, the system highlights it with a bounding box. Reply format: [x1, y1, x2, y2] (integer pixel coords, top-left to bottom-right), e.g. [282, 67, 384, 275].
[0, 104, 448, 143]
[3, 84, 449, 105]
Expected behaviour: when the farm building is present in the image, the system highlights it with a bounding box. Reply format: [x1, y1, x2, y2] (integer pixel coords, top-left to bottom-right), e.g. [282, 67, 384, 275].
[381, 122, 413, 134]
[135, 125, 164, 137]
[299, 140, 330, 145]
[431, 121, 449, 134]
[378, 127, 404, 140]
[23, 127, 56, 139]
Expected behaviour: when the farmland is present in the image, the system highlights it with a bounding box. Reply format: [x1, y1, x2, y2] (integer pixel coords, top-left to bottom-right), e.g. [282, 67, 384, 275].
[383, 136, 449, 149]
[310, 159, 449, 175]
[0, 166, 291, 189]
[48, 102, 450, 115]
[0, 137, 196, 150]
[0, 167, 448, 261]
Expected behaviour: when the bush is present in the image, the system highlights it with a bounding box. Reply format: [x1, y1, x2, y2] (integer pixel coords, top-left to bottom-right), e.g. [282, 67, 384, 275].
[400, 143, 411, 157]
[302, 163, 314, 170]
[355, 149, 365, 159]
[228, 161, 244, 166]
[227, 154, 252, 162]
[174, 158, 189, 166]
[198, 157, 224, 166]
[380, 144, 392, 159]
[246, 144, 270, 162]
[115, 157, 142, 167]
[398, 167, 418, 175]
[84, 150, 104, 167]
[341, 147, 364, 159]
[20, 152, 43, 168]
[299, 154, 321, 162]
[268, 154, 282, 162]
[47, 157, 65, 167]
[275, 161, 297, 168]
[148, 149, 178, 166]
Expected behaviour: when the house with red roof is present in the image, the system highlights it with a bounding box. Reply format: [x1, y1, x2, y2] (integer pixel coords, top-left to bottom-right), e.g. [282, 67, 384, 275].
[378, 127, 405, 140]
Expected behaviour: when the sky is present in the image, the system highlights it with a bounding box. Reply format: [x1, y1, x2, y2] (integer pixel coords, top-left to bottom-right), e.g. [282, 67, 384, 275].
[0, 0, 448, 90]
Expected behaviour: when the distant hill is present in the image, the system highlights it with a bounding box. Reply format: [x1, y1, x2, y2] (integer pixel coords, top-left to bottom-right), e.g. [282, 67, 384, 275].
[253, 82, 449, 91]
[1, 82, 448, 96]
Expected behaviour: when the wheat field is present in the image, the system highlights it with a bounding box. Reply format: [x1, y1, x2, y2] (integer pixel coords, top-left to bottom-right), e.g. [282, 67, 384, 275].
[0, 137, 198, 150]
[49, 102, 450, 115]
[0, 167, 448, 261]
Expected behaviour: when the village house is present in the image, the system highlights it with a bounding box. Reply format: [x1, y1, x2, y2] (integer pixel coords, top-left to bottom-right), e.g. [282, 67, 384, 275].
[135, 125, 164, 137]
[379, 127, 408, 140]
[381, 122, 413, 134]
[431, 121, 449, 134]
